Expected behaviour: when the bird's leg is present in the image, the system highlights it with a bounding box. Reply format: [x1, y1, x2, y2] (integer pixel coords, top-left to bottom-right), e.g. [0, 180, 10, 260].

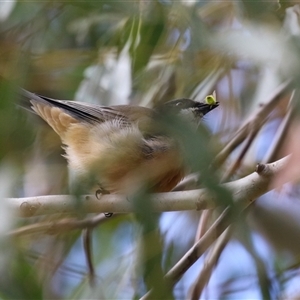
[95, 186, 113, 218]
[82, 228, 95, 287]
[82, 186, 112, 285]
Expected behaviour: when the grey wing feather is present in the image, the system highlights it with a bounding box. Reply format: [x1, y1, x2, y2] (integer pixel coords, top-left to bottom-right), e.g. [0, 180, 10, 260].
[20, 88, 130, 126]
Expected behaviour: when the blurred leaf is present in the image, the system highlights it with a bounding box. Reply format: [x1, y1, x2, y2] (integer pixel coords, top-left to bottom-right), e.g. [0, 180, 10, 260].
[240, 0, 279, 20]
[132, 190, 173, 299]
[131, 2, 166, 73]
[0, 247, 43, 299]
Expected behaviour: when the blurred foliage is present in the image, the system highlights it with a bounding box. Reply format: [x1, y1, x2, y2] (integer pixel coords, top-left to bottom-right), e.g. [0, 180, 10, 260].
[1, 0, 300, 299]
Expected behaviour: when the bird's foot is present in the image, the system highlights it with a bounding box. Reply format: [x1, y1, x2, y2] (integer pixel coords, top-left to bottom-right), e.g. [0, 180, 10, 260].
[95, 187, 113, 218]
[95, 186, 110, 198]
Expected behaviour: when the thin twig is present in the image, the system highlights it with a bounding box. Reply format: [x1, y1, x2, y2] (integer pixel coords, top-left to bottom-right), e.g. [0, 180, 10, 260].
[194, 210, 213, 242]
[140, 207, 231, 300]
[172, 173, 200, 191]
[214, 80, 292, 167]
[7, 214, 114, 236]
[221, 128, 259, 181]
[189, 227, 233, 300]
[262, 91, 295, 164]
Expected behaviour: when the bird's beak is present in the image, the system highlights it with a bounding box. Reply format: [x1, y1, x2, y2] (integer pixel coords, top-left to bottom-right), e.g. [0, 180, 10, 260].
[201, 102, 219, 116]
[196, 101, 219, 127]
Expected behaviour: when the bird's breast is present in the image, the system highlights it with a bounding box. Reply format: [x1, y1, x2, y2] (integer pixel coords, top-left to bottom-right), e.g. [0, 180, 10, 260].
[63, 121, 185, 193]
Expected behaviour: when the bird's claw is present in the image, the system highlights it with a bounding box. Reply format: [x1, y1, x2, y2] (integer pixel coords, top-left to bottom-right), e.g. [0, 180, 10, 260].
[95, 187, 112, 218]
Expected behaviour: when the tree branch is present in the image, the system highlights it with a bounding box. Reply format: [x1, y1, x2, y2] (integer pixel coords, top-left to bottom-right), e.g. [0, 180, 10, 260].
[7, 214, 114, 236]
[5, 156, 289, 218]
[140, 207, 232, 300]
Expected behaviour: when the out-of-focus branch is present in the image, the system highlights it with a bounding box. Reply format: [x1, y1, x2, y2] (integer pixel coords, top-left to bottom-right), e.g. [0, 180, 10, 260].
[188, 227, 232, 300]
[214, 80, 292, 167]
[221, 129, 259, 181]
[8, 214, 113, 236]
[139, 156, 289, 300]
[191, 129, 259, 298]
[140, 207, 231, 300]
[262, 92, 295, 163]
[5, 156, 288, 217]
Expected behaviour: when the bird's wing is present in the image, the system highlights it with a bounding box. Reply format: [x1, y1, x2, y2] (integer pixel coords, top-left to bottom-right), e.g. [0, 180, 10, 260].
[21, 89, 130, 123]
[20, 89, 154, 137]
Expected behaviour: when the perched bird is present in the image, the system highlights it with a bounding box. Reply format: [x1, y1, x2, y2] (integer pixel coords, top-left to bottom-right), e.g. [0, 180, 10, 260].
[20, 89, 219, 194]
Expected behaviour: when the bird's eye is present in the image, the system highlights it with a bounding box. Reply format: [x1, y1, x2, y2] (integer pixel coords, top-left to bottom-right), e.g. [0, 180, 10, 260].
[176, 102, 182, 106]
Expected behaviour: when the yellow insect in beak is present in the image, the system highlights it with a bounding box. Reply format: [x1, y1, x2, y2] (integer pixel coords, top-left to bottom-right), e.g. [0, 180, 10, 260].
[205, 92, 217, 105]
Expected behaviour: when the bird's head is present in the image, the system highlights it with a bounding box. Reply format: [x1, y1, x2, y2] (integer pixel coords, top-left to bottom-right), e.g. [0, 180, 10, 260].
[160, 97, 219, 125]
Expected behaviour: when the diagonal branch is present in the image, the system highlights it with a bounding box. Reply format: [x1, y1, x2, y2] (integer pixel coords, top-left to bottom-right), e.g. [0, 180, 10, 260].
[214, 80, 292, 167]
[7, 214, 113, 236]
[139, 156, 289, 300]
[188, 227, 233, 300]
[140, 207, 232, 300]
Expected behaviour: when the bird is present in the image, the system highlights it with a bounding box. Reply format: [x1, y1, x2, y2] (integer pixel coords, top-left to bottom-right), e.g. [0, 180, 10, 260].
[19, 89, 219, 195]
